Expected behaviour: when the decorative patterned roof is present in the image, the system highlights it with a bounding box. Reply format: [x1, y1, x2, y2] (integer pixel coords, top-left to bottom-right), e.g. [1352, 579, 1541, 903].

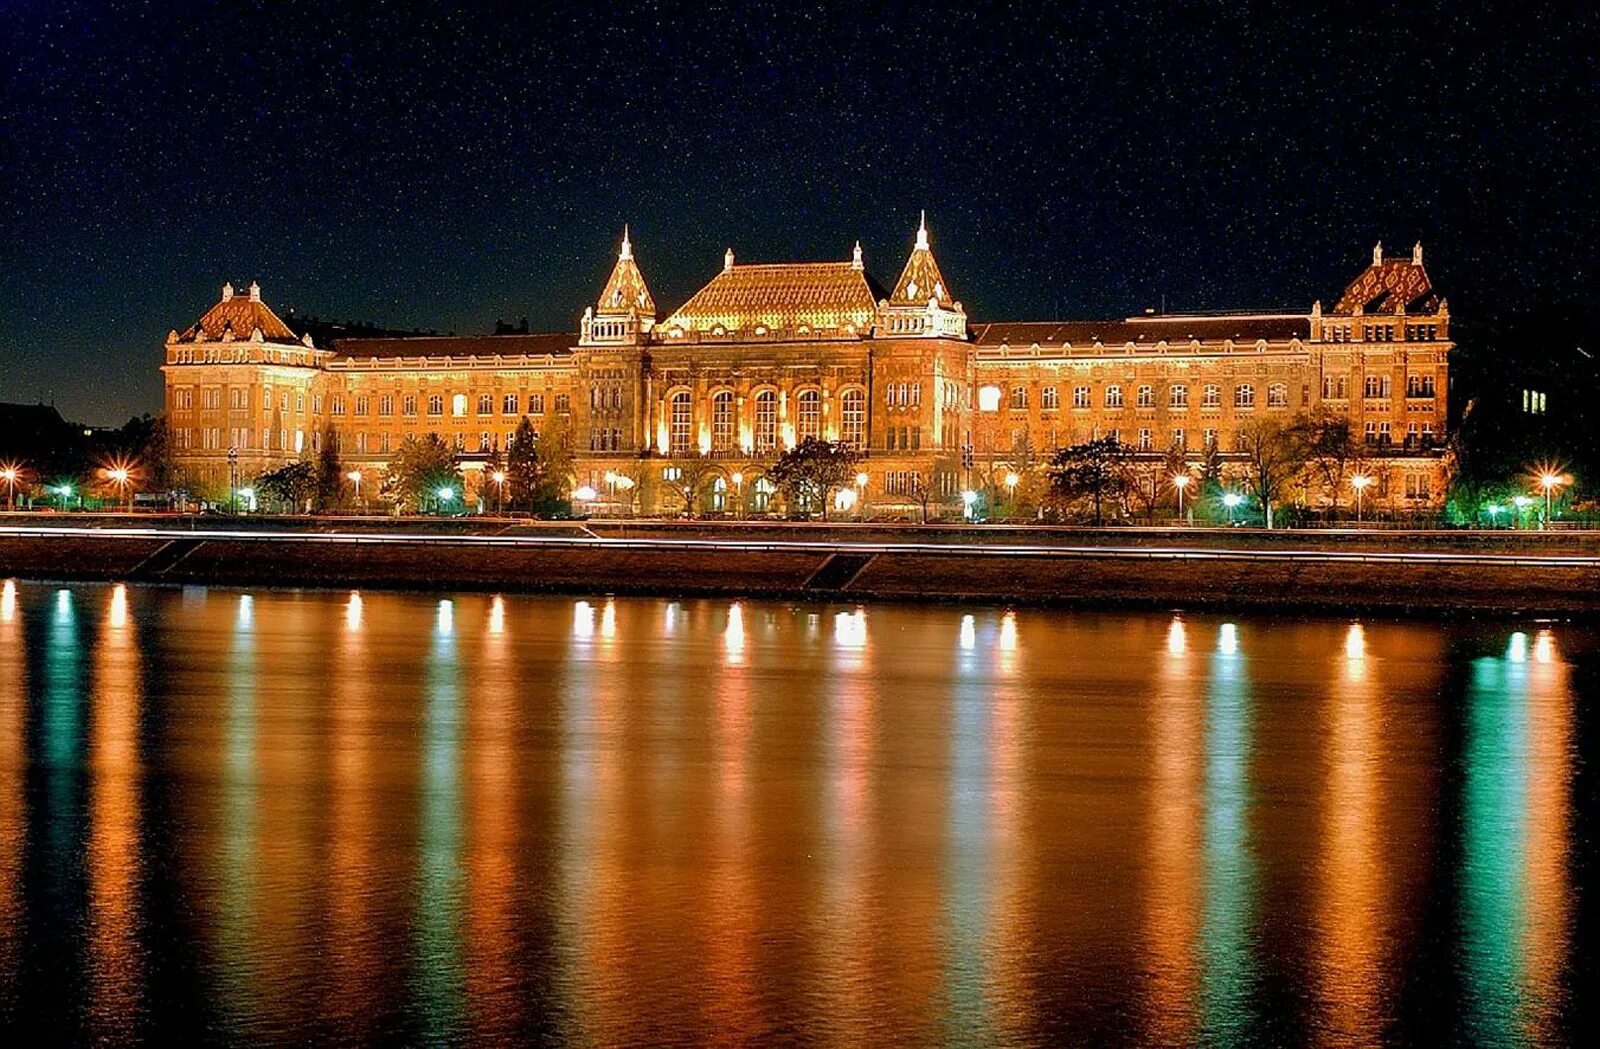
[973, 314, 1310, 347]
[332, 333, 573, 360]
[662, 260, 885, 334]
[178, 282, 299, 344]
[1332, 244, 1438, 315]
[889, 212, 954, 307]
[596, 226, 656, 317]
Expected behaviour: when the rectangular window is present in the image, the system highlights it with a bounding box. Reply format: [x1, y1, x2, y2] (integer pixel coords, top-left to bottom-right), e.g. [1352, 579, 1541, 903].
[428, 395, 444, 416]
[1073, 386, 1090, 409]
[1170, 385, 1188, 409]
[1105, 385, 1123, 408]
[451, 393, 467, 417]
[555, 394, 570, 413]
[1171, 428, 1185, 450]
[402, 395, 417, 416]
[1136, 385, 1154, 408]
[1041, 386, 1059, 410]
[355, 396, 369, 416]
[478, 394, 494, 415]
[379, 394, 394, 416]
[1010, 386, 1027, 410]
[504, 393, 519, 415]
[529, 393, 545, 414]
[1138, 428, 1152, 451]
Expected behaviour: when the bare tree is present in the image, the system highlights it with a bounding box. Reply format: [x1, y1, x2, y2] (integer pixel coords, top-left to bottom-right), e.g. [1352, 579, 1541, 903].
[1235, 414, 1315, 529]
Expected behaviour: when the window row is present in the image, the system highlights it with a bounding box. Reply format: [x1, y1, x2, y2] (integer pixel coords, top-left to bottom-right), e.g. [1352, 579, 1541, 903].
[666, 388, 866, 454]
[989, 382, 1291, 411]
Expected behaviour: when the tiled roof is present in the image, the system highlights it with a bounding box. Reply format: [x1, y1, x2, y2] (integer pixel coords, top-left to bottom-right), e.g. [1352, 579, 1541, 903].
[662, 262, 885, 334]
[179, 287, 299, 344]
[973, 314, 1310, 347]
[1333, 260, 1438, 315]
[331, 333, 574, 360]
[595, 229, 655, 317]
[890, 217, 954, 307]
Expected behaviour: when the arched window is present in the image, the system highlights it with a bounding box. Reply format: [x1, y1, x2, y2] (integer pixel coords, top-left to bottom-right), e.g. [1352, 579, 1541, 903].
[977, 385, 1002, 412]
[1170, 384, 1188, 408]
[1010, 386, 1028, 410]
[797, 389, 821, 441]
[1202, 384, 1221, 408]
[1136, 384, 1154, 408]
[711, 391, 735, 452]
[669, 391, 692, 454]
[1105, 385, 1123, 408]
[1267, 382, 1288, 408]
[451, 393, 467, 417]
[711, 475, 727, 512]
[1235, 384, 1255, 408]
[752, 476, 776, 513]
[753, 390, 778, 453]
[840, 389, 865, 447]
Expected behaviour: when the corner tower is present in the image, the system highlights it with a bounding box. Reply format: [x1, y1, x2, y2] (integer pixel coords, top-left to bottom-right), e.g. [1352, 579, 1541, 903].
[581, 225, 657, 345]
[877, 212, 967, 339]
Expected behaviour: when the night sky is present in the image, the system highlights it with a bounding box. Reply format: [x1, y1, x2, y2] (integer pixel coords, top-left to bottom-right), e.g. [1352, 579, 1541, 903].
[2, 0, 1595, 424]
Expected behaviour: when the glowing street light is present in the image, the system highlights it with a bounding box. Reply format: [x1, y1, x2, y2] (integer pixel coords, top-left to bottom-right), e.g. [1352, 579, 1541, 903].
[346, 469, 363, 508]
[436, 486, 455, 514]
[962, 488, 979, 521]
[1171, 472, 1191, 520]
[1, 464, 21, 509]
[730, 471, 744, 519]
[104, 465, 134, 512]
[1350, 472, 1373, 523]
[573, 485, 598, 502]
[1538, 471, 1567, 528]
[1222, 490, 1243, 524]
[490, 469, 507, 513]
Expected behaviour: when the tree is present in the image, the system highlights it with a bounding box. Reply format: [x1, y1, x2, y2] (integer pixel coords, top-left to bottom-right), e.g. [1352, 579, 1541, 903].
[1303, 412, 1372, 516]
[314, 421, 343, 510]
[535, 412, 575, 510]
[664, 458, 723, 517]
[505, 417, 540, 510]
[1234, 414, 1316, 529]
[135, 414, 181, 495]
[767, 437, 861, 519]
[1048, 437, 1131, 525]
[255, 461, 317, 513]
[382, 434, 462, 513]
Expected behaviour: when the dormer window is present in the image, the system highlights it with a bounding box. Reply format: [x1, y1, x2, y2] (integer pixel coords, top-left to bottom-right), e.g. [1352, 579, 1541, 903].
[906, 280, 918, 300]
[712, 324, 726, 336]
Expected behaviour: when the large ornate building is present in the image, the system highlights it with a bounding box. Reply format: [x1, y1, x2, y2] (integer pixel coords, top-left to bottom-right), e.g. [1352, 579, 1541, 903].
[162, 220, 1451, 515]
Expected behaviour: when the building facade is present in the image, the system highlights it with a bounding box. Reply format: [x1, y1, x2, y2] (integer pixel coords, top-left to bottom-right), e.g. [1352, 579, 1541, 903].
[162, 224, 1451, 516]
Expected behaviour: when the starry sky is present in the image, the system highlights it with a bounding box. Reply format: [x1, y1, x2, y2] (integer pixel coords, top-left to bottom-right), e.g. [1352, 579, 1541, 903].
[2, 0, 1595, 424]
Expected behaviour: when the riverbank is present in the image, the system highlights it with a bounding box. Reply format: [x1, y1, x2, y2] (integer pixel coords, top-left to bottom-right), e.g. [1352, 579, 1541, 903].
[4, 518, 1599, 614]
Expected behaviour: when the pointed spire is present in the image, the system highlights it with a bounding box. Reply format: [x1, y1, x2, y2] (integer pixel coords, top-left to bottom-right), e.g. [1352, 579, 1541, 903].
[724, 247, 735, 272]
[1412, 241, 1423, 266]
[916, 210, 929, 251]
[620, 224, 632, 261]
[851, 240, 863, 270]
[248, 281, 261, 302]
[594, 230, 656, 318]
[1372, 241, 1383, 266]
[890, 211, 955, 310]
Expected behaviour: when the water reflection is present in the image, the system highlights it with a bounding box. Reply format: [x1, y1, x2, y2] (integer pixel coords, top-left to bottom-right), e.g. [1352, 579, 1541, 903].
[0, 583, 1586, 1045]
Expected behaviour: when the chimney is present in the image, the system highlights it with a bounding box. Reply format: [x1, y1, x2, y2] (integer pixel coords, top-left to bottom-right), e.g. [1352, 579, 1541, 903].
[221, 282, 234, 302]
[724, 247, 735, 273]
[248, 281, 262, 302]
[1412, 241, 1423, 266]
[851, 241, 864, 270]
[1372, 242, 1383, 266]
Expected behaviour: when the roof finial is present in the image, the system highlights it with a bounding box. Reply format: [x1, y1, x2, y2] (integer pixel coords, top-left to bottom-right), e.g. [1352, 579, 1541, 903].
[1372, 241, 1383, 266]
[851, 240, 863, 270]
[248, 281, 261, 302]
[724, 247, 735, 273]
[221, 281, 234, 302]
[620, 224, 632, 261]
[1412, 241, 1423, 266]
[916, 210, 929, 251]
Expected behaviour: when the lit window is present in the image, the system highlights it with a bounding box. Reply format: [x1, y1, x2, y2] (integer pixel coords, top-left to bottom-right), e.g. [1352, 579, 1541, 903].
[1170, 385, 1188, 408]
[1267, 383, 1287, 407]
[1105, 385, 1123, 408]
[1041, 386, 1059, 410]
[840, 389, 865, 447]
[1136, 385, 1154, 408]
[797, 389, 821, 441]
[1073, 386, 1090, 409]
[754, 390, 778, 453]
[711, 391, 735, 452]
[452, 393, 467, 417]
[978, 385, 1002, 412]
[669, 391, 692, 454]
[1235, 384, 1254, 408]
[1203, 384, 1221, 408]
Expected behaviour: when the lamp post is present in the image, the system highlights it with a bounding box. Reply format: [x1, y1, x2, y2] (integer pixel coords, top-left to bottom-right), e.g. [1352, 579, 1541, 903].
[1004, 471, 1019, 519]
[1351, 473, 1373, 524]
[227, 446, 239, 514]
[855, 470, 869, 521]
[347, 469, 363, 510]
[55, 484, 74, 512]
[1171, 473, 1191, 523]
[436, 485, 455, 515]
[731, 471, 744, 519]
[1222, 490, 1243, 525]
[490, 469, 507, 514]
[106, 467, 132, 512]
[1512, 494, 1533, 529]
[1539, 472, 1565, 529]
[1, 466, 18, 510]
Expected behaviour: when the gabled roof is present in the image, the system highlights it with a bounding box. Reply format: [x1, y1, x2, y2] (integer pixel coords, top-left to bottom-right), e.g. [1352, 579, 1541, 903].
[662, 260, 885, 334]
[1332, 248, 1439, 315]
[595, 227, 656, 317]
[973, 313, 1311, 347]
[178, 283, 299, 344]
[889, 212, 954, 307]
[331, 333, 574, 360]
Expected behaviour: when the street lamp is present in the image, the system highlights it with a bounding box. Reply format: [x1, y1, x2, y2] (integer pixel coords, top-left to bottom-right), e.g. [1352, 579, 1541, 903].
[854, 470, 869, 521]
[731, 472, 744, 519]
[1171, 473, 1191, 522]
[105, 466, 133, 512]
[490, 469, 507, 514]
[346, 469, 363, 509]
[1222, 490, 1243, 525]
[1, 465, 20, 510]
[1004, 471, 1019, 518]
[1485, 503, 1502, 528]
[962, 489, 979, 521]
[55, 483, 74, 512]
[436, 485, 455, 514]
[1539, 472, 1566, 528]
[1350, 473, 1373, 523]
[573, 485, 598, 502]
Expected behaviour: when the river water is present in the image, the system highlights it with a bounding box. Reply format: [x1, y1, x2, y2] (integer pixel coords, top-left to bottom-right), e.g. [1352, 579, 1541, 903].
[0, 580, 1589, 1046]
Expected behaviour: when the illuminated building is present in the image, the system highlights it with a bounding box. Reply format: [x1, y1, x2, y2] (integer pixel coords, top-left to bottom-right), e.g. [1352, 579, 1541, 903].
[163, 226, 1450, 514]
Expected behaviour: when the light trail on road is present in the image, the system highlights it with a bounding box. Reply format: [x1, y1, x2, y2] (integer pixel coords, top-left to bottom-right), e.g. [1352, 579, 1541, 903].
[4, 524, 1599, 570]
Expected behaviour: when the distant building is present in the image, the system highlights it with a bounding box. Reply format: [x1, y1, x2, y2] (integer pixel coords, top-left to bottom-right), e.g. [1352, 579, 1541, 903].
[161, 227, 1452, 514]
